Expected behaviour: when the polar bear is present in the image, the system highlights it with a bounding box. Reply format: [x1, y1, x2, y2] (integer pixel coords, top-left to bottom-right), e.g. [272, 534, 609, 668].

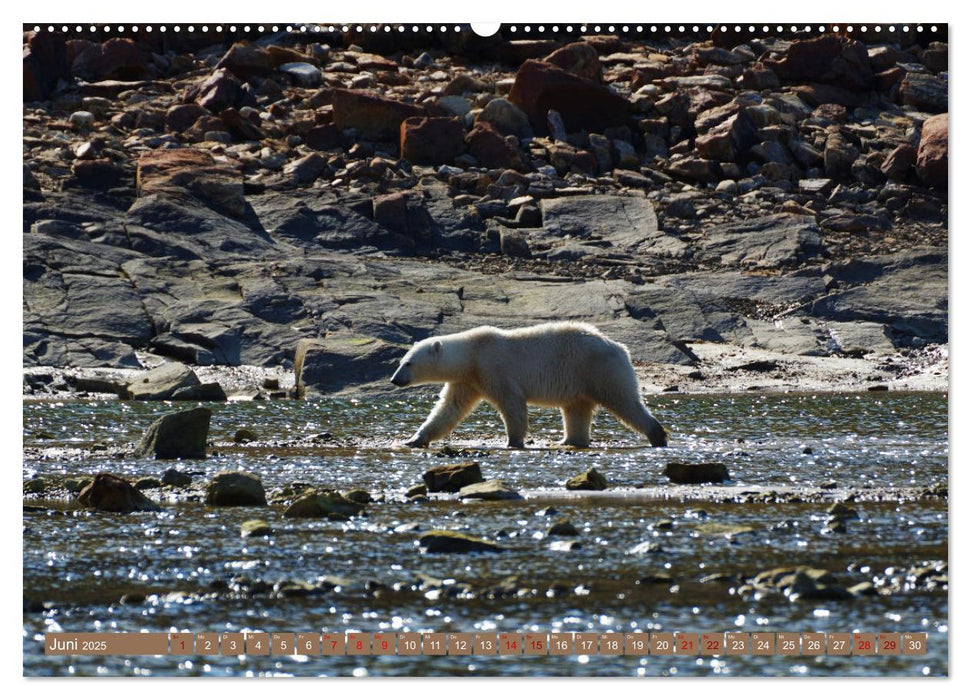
[390, 322, 668, 448]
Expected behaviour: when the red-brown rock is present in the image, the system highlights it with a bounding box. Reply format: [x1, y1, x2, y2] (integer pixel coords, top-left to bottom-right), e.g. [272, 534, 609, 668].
[216, 42, 273, 79]
[766, 35, 874, 91]
[400, 116, 465, 165]
[70, 38, 146, 82]
[136, 148, 246, 217]
[193, 68, 243, 114]
[23, 31, 69, 101]
[266, 45, 314, 67]
[880, 144, 917, 181]
[165, 103, 208, 133]
[305, 124, 342, 150]
[916, 113, 947, 188]
[466, 122, 528, 171]
[542, 42, 601, 82]
[219, 108, 264, 141]
[696, 110, 758, 162]
[332, 88, 425, 140]
[741, 64, 781, 91]
[78, 473, 161, 513]
[508, 59, 630, 135]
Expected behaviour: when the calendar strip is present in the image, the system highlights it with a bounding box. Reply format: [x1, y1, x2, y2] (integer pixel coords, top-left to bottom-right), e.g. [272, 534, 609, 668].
[44, 631, 927, 656]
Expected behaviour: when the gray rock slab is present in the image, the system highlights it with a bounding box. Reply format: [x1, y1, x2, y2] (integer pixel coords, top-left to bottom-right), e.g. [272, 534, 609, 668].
[809, 251, 947, 345]
[695, 214, 825, 268]
[539, 194, 689, 258]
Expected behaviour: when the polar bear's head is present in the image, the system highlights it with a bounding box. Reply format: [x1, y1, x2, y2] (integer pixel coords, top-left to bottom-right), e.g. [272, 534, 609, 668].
[390, 337, 445, 387]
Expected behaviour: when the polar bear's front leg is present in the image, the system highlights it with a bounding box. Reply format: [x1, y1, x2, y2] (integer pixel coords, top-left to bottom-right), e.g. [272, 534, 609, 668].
[404, 382, 482, 447]
[560, 400, 595, 447]
[494, 395, 529, 449]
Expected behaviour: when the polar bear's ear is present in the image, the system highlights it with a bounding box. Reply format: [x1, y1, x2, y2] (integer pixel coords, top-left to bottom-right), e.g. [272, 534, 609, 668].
[432, 340, 442, 354]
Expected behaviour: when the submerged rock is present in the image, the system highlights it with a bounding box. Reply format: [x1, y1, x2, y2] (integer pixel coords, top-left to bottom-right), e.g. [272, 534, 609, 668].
[240, 518, 273, 537]
[283, 489, 365, 520]
[663, 462, 730, 484]
[342, 488, 373, 504]
[161, 468, 192, 488]
[423, 461, 483, 493]
[458, 479, 523, 501]
[233, 428, 258, 443]
[418, 529, 505, 553]
[78, 473, 162, 512]
[405, 484, 428, 499]
[205, 470, 266, 506]
[134, 407, 211, 459]
[565, 468, 608, 491]
[547, 520, 580, 537]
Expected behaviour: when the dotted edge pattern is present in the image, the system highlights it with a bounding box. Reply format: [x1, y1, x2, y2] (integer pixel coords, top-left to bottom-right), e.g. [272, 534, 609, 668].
[23, 23, 946, 37]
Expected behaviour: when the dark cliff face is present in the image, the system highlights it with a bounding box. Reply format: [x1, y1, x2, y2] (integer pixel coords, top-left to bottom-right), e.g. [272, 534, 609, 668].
[23, 25, 947, 391]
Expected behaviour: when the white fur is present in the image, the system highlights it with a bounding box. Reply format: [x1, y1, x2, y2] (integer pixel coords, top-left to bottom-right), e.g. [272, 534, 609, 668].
[390, 322, 668, 448]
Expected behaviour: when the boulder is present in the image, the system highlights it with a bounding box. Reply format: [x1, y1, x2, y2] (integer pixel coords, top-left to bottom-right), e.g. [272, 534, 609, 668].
[565, 468, 608, 491]
[474, 98, 532, 139]
[466, 122, 528, 171]
[78, 473, 162, 512]
[192, 68, 243, 114]
[508, 59, 630, 135]
[418, 530, 505, 553]
[900, 73, 948, 114]
[205, 470, 266, 506]
[663, 462, 730, 484]
[400, 116, 465, 165]
[170, 382, 227, 401]
[278, 62, 323, 88]
[331, 88, 425, 140]
[423, 461, 484, 493]
[542, 42, 602, 82]
[215, 42, 272, 79]
[765, 35, 874, 91]
[125, 362, 201, 400]
[24, 30, 69, 101]
[165, 104, 209, 133]
[696, 110, 758, 162]
[880, 144, 917, 181]
[916, 114, 947, 188]
[295, 333, 404, 397]
[70, 38, 147, 82]
[134, 407, 211, 459]
[283, 490, 365, 519]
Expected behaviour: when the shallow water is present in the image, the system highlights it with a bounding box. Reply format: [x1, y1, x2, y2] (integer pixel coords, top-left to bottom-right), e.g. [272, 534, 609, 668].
[22, 392, 948, 676]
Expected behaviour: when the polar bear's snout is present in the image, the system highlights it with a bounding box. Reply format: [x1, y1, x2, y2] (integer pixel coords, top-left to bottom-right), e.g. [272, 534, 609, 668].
[390, 365, 410, 387]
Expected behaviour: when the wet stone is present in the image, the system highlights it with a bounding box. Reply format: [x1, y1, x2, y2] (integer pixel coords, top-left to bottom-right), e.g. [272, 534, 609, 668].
[241, 519, 273, 537]
[565, 468, 608, 491]
[134, 407, 211, 460]
[663, 462, 730, 484]
[458, 479, 523, 501]
[205, 470, 267, 507]
[78, 473, 162, 513]
[422, 461, 483, 493]
[418, 530, 505, 554]
[283, 489, 364, 520]
[547, 520, 580, 537]
[161, 468, 192, 488]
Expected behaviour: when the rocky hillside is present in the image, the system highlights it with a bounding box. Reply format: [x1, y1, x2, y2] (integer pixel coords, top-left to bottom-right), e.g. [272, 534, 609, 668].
[22, 26, 947, 394]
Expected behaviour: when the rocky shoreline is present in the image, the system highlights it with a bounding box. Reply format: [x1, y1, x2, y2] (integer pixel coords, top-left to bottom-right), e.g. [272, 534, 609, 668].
[23, 26, 947, 398]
